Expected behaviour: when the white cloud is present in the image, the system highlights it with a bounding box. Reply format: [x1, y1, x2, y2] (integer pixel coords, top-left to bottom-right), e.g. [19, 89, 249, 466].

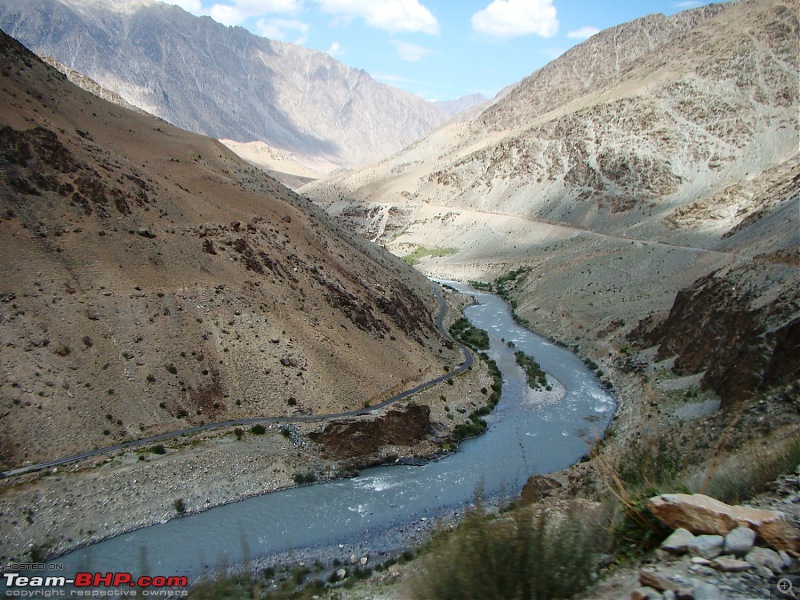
[256, 18, 310, 43]
[314, 0, 439, 34]
[392, 40, 434, 62]
[327, 41, 345, 56]
[206, 0, 303, 26]
[566, 26, 599, 40]
[472, 0, 558, 38]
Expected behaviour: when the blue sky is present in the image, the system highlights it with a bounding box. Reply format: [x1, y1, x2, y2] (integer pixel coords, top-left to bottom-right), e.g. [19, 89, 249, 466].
[168, 0, 727, 101]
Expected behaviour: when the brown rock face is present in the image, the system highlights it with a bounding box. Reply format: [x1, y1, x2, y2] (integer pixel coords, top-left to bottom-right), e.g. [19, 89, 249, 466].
[520, 475, 563, 505]
[648, 493, 800, 552]
[633, 259, 800, 407]
[309, 403, 432, 459]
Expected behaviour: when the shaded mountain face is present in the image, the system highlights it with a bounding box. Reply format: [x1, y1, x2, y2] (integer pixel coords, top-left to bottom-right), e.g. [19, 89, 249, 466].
[630, 253, 800, 407]
[0, 30, 451, 467]
[301, 0, 799, 405]
[0, 0, 450, 173]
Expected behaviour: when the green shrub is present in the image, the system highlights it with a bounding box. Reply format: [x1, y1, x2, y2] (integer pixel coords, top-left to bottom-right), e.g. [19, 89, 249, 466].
[293, 472, 316, 484]
[174, 498, 186, 514]
[250, 424, 266, 435]
[449, 318, 490, 350]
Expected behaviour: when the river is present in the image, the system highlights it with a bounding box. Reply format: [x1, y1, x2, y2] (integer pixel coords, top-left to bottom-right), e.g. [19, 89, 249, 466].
[41, 281, 615, 579]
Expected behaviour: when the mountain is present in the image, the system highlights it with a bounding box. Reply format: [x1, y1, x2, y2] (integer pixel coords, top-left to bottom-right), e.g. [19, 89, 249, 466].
[0, 0, 451, 174]
[0, 29, 454, 468]
[302, 0, 799, 404]
[432, 94, 489, 117]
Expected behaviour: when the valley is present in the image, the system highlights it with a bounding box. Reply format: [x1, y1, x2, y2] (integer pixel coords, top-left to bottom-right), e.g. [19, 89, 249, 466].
[0, 28, 494, 567]
[0, 0, 798, 597]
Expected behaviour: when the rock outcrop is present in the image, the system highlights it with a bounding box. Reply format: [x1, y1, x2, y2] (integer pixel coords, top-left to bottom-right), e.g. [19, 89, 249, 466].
[309, 403, 432, 459]
[648, 493, 800, 552]
[632, 257, 800, 407]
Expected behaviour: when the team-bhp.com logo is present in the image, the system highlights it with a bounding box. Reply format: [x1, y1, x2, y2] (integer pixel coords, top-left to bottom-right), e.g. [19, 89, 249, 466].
[4, 571, 188, 597]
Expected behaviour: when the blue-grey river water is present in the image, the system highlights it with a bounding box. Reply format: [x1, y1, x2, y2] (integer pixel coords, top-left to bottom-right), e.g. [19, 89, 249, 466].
[41, 282, 615, 579]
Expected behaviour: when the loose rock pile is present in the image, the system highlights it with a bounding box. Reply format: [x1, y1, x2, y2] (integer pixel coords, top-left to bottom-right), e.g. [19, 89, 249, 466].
[630, 479, 800, 599]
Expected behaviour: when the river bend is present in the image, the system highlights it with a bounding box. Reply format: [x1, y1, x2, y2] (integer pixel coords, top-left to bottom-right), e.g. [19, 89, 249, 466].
[42, 281, 615, 578]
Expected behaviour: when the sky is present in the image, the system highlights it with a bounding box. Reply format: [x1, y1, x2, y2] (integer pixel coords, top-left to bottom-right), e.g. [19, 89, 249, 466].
[166, 0, 727, 102]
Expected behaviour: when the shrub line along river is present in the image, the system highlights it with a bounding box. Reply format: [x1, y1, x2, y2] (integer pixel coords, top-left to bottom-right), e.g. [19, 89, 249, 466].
[34, 281, 615, 582]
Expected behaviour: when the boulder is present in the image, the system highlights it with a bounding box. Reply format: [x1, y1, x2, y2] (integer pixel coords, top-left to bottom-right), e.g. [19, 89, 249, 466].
[723, 526, 756, 557]
[631, 587, 663, 600]
[520, 475, 563, 505]
[745, 546, 784, 571]
[710, 557, 751, 572]
[691, 581, 723, 600]
[661, 528, 695, 554]
[647, 493, 799, 551]
[687, 535, 724, 559]
[639, 570, 680, 592]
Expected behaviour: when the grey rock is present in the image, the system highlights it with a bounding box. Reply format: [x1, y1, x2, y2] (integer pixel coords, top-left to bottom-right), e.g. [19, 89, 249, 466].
[779, 550, 794, 569]
[723, 526, 756, 556]
[710, 556, 751, 572]
[745, 546, 784, 571]
[691, 581, 723, 600]
[755, 565, 774, 579]
[687, 534, 725, 559]
[662, 528, 696, 554]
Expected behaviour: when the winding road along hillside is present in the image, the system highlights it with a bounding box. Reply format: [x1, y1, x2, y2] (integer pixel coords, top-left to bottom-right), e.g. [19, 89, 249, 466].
[1, 283, 471, 478]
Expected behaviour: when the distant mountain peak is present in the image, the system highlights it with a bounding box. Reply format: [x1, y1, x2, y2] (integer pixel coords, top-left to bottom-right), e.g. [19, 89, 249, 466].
[0, 0, 450, 170]
[432, 94, 489, 117]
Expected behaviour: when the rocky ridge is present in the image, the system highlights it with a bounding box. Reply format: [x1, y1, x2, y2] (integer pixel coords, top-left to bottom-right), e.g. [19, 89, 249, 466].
[624, 489, 800, 600]
[303, 0, 797, 245]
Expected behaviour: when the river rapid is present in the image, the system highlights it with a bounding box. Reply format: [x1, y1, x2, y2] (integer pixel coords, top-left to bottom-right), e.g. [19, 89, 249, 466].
[42, 281, 615, 579]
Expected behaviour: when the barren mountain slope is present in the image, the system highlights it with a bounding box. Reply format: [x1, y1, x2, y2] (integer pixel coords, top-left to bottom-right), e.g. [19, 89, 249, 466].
[0, 0, 450, 172]
[0, 30, 455, 467]
[303, 0, 798, 248]
[302, 0, 799, 408]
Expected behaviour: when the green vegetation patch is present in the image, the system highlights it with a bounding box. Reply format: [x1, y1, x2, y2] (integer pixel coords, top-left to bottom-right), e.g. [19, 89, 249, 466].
[471, 267, 533, 327]
[401, 246, 457, 265]
[515, 350, 547, 390]
[449, 317, 489, 350]
[444, 353, 503, 448]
